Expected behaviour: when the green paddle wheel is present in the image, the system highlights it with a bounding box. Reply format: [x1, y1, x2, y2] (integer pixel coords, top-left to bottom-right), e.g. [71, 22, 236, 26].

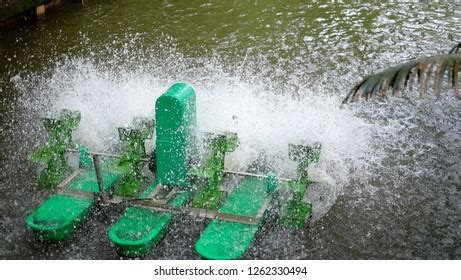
[29, 109, 81, 189]
[114, 117, 155, 197]
[278, 142, 321, 228]
[192, 132, 238, 210]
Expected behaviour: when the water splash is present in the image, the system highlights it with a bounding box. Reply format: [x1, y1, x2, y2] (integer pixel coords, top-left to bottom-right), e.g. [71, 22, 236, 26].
[12, 39, 374, 219]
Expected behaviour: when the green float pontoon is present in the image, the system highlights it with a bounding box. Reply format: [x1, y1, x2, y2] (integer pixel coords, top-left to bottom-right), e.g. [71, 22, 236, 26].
[26, 168, 120, 242]
[26, 194, 93, 241]
[25, 166, 120, 241]
[26, 154, 121, 241]
[107, 184, 190, 256]
[195, 176, 274, 260]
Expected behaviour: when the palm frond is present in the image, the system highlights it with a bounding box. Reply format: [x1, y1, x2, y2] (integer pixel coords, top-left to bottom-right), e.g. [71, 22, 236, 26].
[448, 42, 461, 54]
[342, 44, 461, 104]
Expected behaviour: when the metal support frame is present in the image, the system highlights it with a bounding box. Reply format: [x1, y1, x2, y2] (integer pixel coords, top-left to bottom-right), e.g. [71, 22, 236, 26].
[92, 154, 109, 205]
[125, 195, 272, 225]
[59, 145, 320, 229]
[55, 175, 273, 225]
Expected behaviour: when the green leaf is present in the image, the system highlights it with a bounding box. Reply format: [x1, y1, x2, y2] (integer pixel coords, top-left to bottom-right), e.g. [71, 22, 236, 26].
[343, 44, 461, 104]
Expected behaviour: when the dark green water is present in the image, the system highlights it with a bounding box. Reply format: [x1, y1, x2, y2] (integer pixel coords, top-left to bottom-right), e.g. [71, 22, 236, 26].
[0, 1, 460, 259]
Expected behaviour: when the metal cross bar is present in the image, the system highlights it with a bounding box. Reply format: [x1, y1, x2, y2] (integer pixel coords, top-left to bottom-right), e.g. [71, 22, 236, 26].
[55, 169, 92, 199]
[255, 197, 273, 219]
[215, 212, 259, 224]
[223, 169, 291, 182]
[146, 184, 162, 199]
[56, 186, 94, 199]
[55, 169, 83, 189]
[66, 148, 149, 162]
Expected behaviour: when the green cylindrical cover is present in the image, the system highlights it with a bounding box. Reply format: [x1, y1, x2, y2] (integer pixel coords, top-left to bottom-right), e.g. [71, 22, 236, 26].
[155, 83, 196, 187]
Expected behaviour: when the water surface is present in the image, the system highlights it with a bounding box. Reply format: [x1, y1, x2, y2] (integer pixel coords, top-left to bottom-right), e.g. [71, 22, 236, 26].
[0, 1, 459, 259]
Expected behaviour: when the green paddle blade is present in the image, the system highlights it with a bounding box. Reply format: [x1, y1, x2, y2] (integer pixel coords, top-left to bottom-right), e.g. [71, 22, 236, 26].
[29, 146, 54, 163]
